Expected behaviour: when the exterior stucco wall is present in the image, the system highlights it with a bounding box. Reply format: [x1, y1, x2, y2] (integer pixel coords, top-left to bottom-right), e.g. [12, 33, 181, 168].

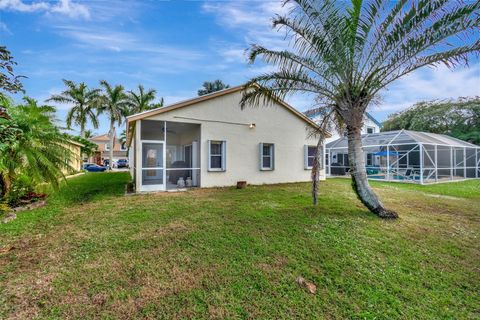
[63, 142, 82, 174]
[134, 90, 324, 189]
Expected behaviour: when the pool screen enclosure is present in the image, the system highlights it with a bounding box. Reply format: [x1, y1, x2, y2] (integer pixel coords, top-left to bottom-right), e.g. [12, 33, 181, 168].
[326, 130, 480, 184]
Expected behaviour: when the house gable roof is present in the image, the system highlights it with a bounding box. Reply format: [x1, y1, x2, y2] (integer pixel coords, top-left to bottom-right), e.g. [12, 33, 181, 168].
[365, 112, 382, 127]
[126, 85, 323, 132]
[90, 133, 110, 141]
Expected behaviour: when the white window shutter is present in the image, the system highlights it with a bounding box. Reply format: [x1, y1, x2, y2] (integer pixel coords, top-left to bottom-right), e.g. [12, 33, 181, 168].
[304, 145, 309, 169]
[208, 140, 211, 171]
[259, 143, 264, 170]
[221, 141, 226, 171]
[271, 144, 275, 170]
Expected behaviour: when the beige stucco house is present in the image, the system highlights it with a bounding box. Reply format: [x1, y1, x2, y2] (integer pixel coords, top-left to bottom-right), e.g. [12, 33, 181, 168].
[88, 134, 128, 165]
[126, 86, 327, 192]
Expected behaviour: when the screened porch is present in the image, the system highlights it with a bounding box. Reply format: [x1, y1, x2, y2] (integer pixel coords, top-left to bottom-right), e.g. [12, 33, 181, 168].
[138, 120, 201, 191]
[326, 130, 480, 184]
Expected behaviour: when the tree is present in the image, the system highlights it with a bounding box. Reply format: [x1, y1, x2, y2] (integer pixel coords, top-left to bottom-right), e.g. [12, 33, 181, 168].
[83, 129, 95, 139]
[0, 46, 24, 120]
[0, 97, 72, 200]
[98, 80, 129, 168]
[240, 0, 479, 219]
[47, 79, 101, 138]
[119, 129, 127, 147]
[382, 97, 480, 144]
[0, 46, 24, 95]
[126, 85, 163, 115]
[198, 80, 230, 96]
[68, 134, 98, 159]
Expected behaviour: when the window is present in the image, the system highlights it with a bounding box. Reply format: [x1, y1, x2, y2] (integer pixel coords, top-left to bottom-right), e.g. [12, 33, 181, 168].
[120, 142, 127, 151]
[367, 126, 375, 134]
[304, 145, 317, 169]
[208, 140, 226, 171]
[105, 143, 110, 151]
[259, 143, 274, 170]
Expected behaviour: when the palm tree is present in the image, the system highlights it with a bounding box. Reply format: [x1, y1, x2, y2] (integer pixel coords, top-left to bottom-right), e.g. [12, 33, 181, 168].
[241, 0, 479, 219]
[47, 79, 101, 138]
[0, 97, 72, 198]
[126, 85, 163, 115]
[198, 80, 230, 96]
[98, 80, 129, 168]
[119, 129, 127, 146]
[83, 129, 95, 139]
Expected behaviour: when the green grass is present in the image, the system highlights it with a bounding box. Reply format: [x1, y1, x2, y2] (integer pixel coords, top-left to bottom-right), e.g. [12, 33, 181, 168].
[370, 178, 480, 199]
[1, 173, 479, 319]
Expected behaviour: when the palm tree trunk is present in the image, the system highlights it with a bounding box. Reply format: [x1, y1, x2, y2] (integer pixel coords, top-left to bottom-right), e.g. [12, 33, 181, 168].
[311, 136, 324, 205]
[346, 125, 398, 219]
[108, 120, 115, 169]
[80, 125, 85, 139]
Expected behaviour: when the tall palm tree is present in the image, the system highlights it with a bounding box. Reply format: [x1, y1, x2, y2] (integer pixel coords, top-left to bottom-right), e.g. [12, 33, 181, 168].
[126, 85, 163, 115]
[98, 80, 129, 168]
[241, 0, 479, 219]
[0, 97, 72, 198]
[198, 80, 230, 96]
[47, 79, 101, 138]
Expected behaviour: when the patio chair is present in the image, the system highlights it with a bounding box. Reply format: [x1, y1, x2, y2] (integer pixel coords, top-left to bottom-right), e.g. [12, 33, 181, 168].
[404, 168, 419, 181]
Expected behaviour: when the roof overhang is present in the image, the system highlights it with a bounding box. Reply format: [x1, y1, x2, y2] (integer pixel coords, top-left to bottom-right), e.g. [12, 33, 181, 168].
[67, 140, 84, 148]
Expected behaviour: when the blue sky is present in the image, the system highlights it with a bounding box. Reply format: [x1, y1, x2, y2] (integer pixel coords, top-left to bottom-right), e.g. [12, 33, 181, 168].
[1, 0, 479, 136]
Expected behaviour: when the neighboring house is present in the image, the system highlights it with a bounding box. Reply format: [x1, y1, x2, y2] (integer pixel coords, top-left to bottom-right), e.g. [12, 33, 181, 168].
[88, 134, 128, 165]
[63, 140, 83, 174]
[304, 109, 382, 143]
[126, 85, 328, 192]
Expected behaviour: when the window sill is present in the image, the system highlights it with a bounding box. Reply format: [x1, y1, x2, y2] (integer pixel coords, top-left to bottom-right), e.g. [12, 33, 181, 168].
[260, 168, 274, 171]
[208, 168, 225, 172]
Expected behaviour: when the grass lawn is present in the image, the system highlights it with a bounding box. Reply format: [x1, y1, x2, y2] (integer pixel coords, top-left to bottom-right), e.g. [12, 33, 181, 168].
[1, 173, 479, 319]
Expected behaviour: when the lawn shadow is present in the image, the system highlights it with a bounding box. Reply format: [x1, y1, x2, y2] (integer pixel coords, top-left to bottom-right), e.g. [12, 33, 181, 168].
[53, 173, 130, 205]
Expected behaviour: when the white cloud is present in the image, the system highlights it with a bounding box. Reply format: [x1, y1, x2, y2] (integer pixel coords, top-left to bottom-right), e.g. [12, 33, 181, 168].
[220, 48, 247, 63]
[50, 0, 90, 20]
[203, 0, 293, 51]
[0, 0, 90, 19]
[0, 0, 49, 12]
[203, 0, 291, 29]
[380, 64, 480, 115]
[55, 25, 203, 59]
